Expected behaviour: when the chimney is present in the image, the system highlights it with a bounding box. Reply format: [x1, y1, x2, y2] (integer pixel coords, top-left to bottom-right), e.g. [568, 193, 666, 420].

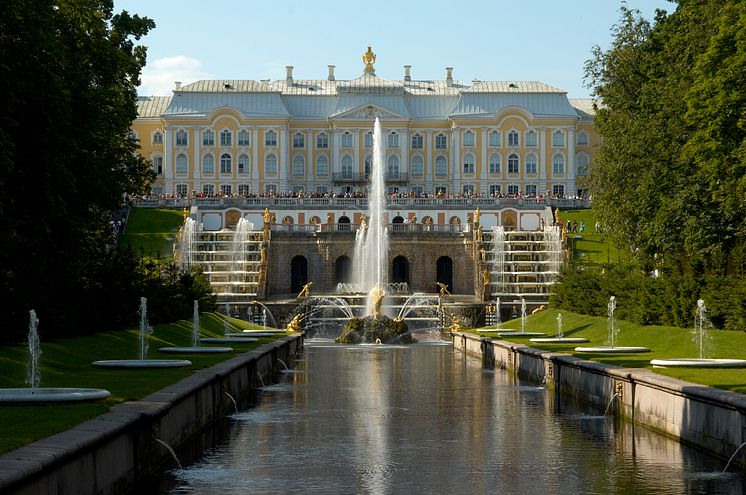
[286, 66, 294, 86]
[445, 67, 453, 87]
[404, 65, 411, 81]
[174, 81, 182, 90]
[328, 65, 335, 81]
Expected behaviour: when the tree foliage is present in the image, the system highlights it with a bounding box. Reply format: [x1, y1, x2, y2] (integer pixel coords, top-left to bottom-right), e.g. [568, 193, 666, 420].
[585, 1, 746, 275]
[0, 0, 157, 341]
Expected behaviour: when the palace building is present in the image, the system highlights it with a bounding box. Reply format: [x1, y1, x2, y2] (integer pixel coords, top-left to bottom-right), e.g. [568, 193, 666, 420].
[132, 47, 597, 200]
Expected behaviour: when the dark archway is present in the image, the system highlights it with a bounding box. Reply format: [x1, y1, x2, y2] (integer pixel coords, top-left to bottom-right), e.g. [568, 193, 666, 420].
[290, 255, 308, 294]
[391, 255, 409, 285]
[338, 215, 351, 231]
[392, 216, 404, 223]
[436, 256, 453, 294]
[335, 255, 352, 284]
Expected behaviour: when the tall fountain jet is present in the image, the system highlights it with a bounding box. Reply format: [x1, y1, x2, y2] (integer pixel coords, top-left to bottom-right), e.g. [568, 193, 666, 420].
[353, 117, 389, 314]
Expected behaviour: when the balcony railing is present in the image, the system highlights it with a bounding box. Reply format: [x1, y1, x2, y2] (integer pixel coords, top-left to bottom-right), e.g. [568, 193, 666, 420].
[271, 223, 466, 234]
[331, 172, 409, 184]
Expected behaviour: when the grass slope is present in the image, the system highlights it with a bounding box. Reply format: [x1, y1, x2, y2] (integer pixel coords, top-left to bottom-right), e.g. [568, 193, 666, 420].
[0, 313, 279, 454]
[474, 309, 746, 394]
[560, 208, 628, 265]
[119, 208, 184, 257]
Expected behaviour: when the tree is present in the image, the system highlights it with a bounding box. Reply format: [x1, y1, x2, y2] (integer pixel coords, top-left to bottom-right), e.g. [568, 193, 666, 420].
[0, 0, 155, 342]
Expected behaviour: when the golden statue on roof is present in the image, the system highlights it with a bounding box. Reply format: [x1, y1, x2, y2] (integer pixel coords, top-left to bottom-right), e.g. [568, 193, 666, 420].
[362, 46, 376, 74]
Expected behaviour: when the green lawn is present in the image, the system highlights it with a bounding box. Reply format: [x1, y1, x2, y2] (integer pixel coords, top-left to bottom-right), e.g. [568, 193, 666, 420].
[473, 309, 746, 394]
[119, 208, 184, 257]
[560, 209, 628, 265]
[0, 313, 281, 454]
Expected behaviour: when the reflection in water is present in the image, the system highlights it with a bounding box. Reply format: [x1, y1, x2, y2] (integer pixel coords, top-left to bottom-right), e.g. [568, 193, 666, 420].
[166, 344, 744, 494]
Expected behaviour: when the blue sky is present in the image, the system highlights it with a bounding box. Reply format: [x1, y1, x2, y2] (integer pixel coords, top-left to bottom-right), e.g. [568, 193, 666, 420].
[117, 0, 675, 98]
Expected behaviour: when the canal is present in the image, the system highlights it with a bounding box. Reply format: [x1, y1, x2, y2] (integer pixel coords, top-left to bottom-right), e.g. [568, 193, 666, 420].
[161, 341, 742, 494]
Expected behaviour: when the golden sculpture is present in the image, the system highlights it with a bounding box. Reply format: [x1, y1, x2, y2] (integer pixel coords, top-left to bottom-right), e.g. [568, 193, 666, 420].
[448, 311, 464, 333]
[437, 282, 451, 297]
[476, 225, 483, 239]
[297, 281, 313, 299]
[183, 208, 189, 220]
[480, 248, 486, 261]
[286, 313, 303, 333]
[370, 286, 385, 317]
[362, 46, 376, 74]
[532, 305, 546, 314]
[258, 266, 265, 284]
[263, 208, 271, 225]
[554, 207, 560, 224]
[474, 208, 480, 225]
[482, 269, 491, 286]
[360, 215, 369, 230]
[260, 246, 267, 264]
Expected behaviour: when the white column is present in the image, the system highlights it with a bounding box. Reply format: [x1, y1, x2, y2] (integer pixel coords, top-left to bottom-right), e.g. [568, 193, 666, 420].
[193, 127, 201, 185]
[567, 127, 576, 197]
[538, 127, 546, 190]
[164, 126, 173, 194]
[426, 130, 433, 193]
[251, 127, 259, 191]
[332, 128, 340, 173]
[352, 128, 360, 174]
[307, 129, 313, 193]
[401, 128, 409, 177]
[279, 127, 288, 191]
[480, 127, 487, 186]
[451, 128, 460, 193]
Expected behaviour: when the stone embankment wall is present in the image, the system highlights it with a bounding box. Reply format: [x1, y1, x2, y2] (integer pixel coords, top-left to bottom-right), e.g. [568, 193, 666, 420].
[0, 335, 303, 495]
[454, 332, 746, 465]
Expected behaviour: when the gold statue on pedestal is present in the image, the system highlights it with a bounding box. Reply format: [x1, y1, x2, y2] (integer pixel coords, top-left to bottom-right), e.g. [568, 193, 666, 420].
[474, 208, 480, 226]
[362, 46, 376, 74]
[286, 313, 303, 333]
[297, 281, 313, 299]
[260, 246, 267, 264]
[263, 208, 271, 225]
[448, 311, 464, 333]
[370, 286, 385, 317]
[482, 269, 491, 286]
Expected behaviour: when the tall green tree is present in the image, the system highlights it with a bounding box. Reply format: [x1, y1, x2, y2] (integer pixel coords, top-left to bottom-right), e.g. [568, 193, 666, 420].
[0, 0, 155, 341]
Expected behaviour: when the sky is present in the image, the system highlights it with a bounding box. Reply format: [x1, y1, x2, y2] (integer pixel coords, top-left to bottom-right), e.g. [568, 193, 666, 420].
[116, 0, 675, 99]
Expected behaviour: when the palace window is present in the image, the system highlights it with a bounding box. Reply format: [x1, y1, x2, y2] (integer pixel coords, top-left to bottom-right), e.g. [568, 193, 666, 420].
[576, 152, 589, 176]
[316, 155, 329, 176]
[202, 129, 214, 146]
[265, 184, 277, 194]
[462, 130, 475, 147]
[525, 184, 537, 197]
[151, 156, 163, 175]
[202, 154, 215, 174]
[220, 129, 232, 147]
[387, 131, 399, 148]
[176, 130, 188, 146]
[463, 153, 475, 174]
[175, 184, 188, 197]
[316, 185, 328, 194]
[411, 186, 423, 196]
[341, 131, 353, 148]
[525, 130, 537, 147]
[411, 134, 423, 149]
[202, 184, 215, 196]
[316, 132, 329, 149]
[576, 130, 589, 146]
[365, 131, 373, 148]
[292, 155, 305, 176]
[488, 130, 501, 147]
[411, 155, 424, 176]
[238, 184, 250, 196]
[463, 184, 475, 195]
[435, 133, 447, 149]
[341, 155, 353, 178]
[435, 186, 447, 195]
[387, 155, 400, 174]
[508, 153, 519, 174]
[238, 130, 250, 146]
[152, 131, 163, 145]
[265, 154, 277, 175]
[552, 184, 565, 196]
[526, 153, 537, 175]
[435, 156, 447, 177]
[220, 184, 232, 196]
[364, 156, 372, 177]
[552, 154, 565, 174]
[507, 130, 519, 147]
[265, 130, 277, 146]
[293, 132, 305, 148]
[489, 154, 501, 175]
[489, 184, 501, 196]
[175, 154, 188, 174]
[507, 185, 519, 195]
[552, 130, 565, 147]
[220, 153, 232, 174]
[238, 154, 250, 174]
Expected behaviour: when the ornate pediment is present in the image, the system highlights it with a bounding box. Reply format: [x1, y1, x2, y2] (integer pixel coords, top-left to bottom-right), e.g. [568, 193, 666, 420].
[332, 103, 408, 121]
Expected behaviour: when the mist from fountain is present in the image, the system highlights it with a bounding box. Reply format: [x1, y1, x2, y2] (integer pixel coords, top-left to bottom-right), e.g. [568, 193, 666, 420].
[192, 300, 200, 347]
[491, 226, 506, 294]
[224, 303, 231, 336]
[556, 313, 563, 339]
[608, 296, 619, 348]
[26, 309, 40, 389]
[139, 297, 154, 360]
[693, 299, 712, 359]
[521, 298, 527, 333]
[177, 217, 197, 270]
[495, 297, 501, 330]
[544, 224, 562, 274]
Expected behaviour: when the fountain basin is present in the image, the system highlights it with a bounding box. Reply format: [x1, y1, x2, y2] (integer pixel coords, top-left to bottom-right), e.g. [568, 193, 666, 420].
[530, 337, 590, 343]
[575, 346, 651, 353]
[650, 358, 746, 368]
[158, 347, 233, 354]
[92, 359, 192, 369]
[200, 337, 258, 344]
[0, 388, 111, 404]
[500, 332, 546, 337]
[225, 332, 276, 338]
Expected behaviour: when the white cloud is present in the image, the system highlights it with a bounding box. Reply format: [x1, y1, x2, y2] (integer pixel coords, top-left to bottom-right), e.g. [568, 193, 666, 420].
[138, 56, 211, 96]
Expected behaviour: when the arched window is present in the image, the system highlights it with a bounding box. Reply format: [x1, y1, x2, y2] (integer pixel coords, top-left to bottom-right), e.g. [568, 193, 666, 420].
[488, 130, 501, 147]
[175, 154, 188, 174]
[152, 131, 163, 145]
[576, 152, 589, 176]
[292, 155, 305, 176]
[238, 154, 250, 174]
[341, 131, 353, 147]
[435, 133, 448, 149]
[387, 131, 399, 148]
[341, 155, 353, 178]
[265, 153, 277, 175]
[526, 153, 538, 175]
[552, 130, 565, 147]
[435, 156, 447, 177]
[364, 156, 372, 177]
[508, 153, 519, 174]
[219, 129, 232, 146]
[411, 133, 423, 149]
[387, 155, 400, 174]
[292, 132, 304, 148]
[316, 155, 328, 176]
[463, 153, 475, 174]
[553, 153, 565, 174]
[576, 130, 589, 146]
[489, 154, 501, 175]
[411, 155, 424, 176]
[316, 132, 329, 149]
[526, 130, 537, 147]
[462, 130, 475, 147]
[365, 131, 373, 148]
[176, 129, 188, 146]
[202, 129, 214, 146]
[220, 153, 232, 174]
[202, 154, 214, 174]
[265, 130, 277, 146]
[202, 184, 215, 196]
[238, 129, 250, 146]
[507, 130, 519, 147]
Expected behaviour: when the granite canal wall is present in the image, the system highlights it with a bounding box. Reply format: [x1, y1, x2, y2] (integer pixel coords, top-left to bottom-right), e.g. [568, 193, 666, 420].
[454, 332, 746, 467]
[0, 334, 303, 495]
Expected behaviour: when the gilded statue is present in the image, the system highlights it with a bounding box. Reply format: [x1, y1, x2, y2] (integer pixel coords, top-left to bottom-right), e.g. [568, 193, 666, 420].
[260, 246, 267, 264]
[474, 208, 480, 225]
[263, 208, 271, 225]
[448, 311, 464, 333]
[360, 215, 369, 230]
[362, 46, 376, 74]
[286, 313, 303, 333]
[370, 286, 385, 317]
[258, 266, 265, 284]
[482, 269, 491, 286]
[297, 281, 313, 299]
[437, 282, 451, 297]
